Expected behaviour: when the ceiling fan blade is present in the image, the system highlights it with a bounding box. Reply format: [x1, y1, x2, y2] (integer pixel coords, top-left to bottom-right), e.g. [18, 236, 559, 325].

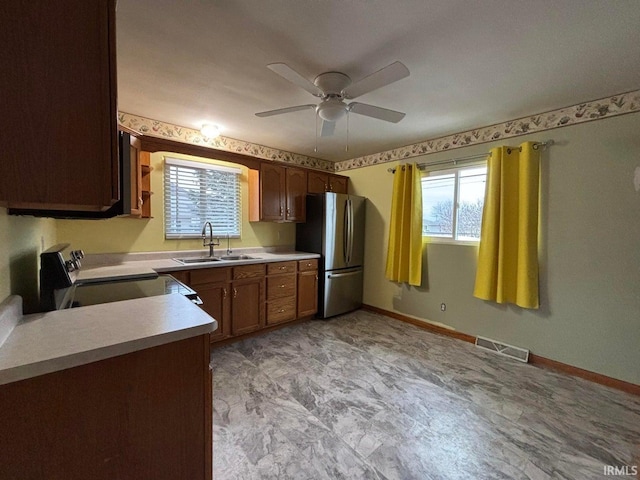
[342, 61, 410, 99]
[348, 102, 406, 123]
[320, 119, 335, 137]
[267, 63, 323, 97]
[255, 104, 316, 117]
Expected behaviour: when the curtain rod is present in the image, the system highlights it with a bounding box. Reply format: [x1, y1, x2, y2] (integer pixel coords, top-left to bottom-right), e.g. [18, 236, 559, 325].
[387, 140, 554, 173]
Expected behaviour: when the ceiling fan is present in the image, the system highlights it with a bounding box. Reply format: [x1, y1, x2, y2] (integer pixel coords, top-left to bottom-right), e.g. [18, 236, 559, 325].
[255, 61, 410, 137]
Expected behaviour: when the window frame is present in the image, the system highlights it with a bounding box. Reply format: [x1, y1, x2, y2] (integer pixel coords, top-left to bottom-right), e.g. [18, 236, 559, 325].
[421, 160, 487, 246]
[163, 157, 242, 240]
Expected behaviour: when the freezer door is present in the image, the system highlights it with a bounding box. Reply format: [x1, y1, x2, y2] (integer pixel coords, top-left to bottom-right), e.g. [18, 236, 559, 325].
[322, 267, 363, 318]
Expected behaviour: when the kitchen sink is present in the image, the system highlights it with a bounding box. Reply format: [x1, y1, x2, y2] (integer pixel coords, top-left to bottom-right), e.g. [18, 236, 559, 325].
[174, 255, 258, 265]
[174, 257, 221, 264]
[219, 254, 256, 261]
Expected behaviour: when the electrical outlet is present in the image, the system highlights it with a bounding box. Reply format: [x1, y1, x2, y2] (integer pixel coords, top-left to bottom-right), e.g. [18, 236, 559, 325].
[440, 303, 446, 312]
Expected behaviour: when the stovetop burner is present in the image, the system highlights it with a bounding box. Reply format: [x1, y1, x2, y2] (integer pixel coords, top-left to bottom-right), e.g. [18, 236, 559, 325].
[39, 244, 200, 311]
[60, 275, 197, 309]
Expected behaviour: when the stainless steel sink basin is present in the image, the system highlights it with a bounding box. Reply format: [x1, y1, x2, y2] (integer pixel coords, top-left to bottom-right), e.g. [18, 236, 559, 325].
[219, 255, 256, 261]
[174, 255, 258, 264]
[174, 257, 221, 264]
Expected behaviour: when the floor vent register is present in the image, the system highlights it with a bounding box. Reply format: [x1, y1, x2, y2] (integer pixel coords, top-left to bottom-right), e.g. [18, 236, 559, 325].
[475, 336, 530, 363]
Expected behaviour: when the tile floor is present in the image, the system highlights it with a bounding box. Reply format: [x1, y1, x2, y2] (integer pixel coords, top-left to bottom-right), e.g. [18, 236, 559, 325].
[210, 309, 640, 479]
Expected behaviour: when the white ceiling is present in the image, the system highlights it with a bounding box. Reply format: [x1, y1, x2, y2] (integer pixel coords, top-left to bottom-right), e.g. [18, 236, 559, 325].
[116, 0, 640, 162]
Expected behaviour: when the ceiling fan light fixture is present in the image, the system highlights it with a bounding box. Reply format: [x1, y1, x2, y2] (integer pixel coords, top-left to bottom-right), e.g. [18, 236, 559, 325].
[317, 99, 346, 122]
[201, 124, 221, 138]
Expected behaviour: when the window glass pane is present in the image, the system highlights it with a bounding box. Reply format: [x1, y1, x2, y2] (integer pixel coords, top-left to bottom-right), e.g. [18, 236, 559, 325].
[422, 173, 455, 237]
[164, 159, 241, 239]
[456, 166, 486, 240]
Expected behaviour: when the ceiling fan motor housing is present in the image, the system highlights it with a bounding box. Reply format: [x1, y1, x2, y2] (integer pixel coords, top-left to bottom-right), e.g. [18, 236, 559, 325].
[314, 71, 351, 96]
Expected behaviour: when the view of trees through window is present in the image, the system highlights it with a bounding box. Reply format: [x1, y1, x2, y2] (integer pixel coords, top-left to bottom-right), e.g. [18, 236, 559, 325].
[422, 165, 487, 241]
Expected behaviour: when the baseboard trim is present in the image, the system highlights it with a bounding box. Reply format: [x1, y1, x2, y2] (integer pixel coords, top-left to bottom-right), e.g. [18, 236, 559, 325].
[361, 304, 640, 396]
[362, 304, 476, 344]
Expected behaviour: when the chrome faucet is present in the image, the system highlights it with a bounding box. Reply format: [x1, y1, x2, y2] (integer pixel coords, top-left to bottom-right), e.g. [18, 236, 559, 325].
[226, 234, 232, 256]
[201, 221, 219, 257]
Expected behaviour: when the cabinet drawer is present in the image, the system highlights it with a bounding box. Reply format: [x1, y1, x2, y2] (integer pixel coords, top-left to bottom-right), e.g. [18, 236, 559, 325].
[233, 263, 265, 279]
[267, 261, 296, 275]
[189, 267, 231, 286]
[266, 297, 296, 325]
[298, 259, 318, 272]
[267, 274, 296, 299]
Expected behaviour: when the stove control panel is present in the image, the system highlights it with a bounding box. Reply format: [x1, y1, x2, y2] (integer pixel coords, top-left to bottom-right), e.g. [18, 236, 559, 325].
[40, 244, 80, 311]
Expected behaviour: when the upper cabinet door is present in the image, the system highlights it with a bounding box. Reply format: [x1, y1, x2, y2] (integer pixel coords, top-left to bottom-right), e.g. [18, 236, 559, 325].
[0, 0, 118, 210]
[285, 167, 307, 222]
[260, 163, 285, 221]
[329, 175, 348, 194]
[307, 171, 329, 194]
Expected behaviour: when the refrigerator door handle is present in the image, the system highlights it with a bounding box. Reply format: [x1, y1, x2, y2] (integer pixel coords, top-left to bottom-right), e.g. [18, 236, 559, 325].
[343, 200, 349, 265]
[327, 270, 361, 279]
[348, 199, 354, 265]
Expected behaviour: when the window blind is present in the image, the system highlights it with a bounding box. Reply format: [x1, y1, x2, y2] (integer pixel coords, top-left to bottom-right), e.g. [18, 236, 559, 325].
[164, 157, 242, 239]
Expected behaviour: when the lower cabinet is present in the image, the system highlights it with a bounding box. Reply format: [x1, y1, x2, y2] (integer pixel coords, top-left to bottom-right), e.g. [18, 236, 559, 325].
[297, 259, 319, 317]
[174, 259, 317, 344]
[0, 335, 212, 480]
[180, 268, 233, 343]
[266, 261, 297, 325]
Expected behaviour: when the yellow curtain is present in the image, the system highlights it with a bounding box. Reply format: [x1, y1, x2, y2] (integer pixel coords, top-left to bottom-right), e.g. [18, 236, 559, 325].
[474, 142, 540, 309]
[385, 163, 423, 286]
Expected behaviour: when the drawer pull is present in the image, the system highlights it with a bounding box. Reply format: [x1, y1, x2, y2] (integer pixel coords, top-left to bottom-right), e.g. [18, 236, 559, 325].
[279, 266, 286, 270]
[279, 284, 286, 288]
[233, 287, 238, 298]
[279, 308, 286, 313]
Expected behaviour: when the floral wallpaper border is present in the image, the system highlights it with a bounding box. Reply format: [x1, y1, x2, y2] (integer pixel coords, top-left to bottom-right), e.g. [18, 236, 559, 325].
[334, 89, 640, 172]
[120, 89, 640, 174]
[118, 112, 335, 172]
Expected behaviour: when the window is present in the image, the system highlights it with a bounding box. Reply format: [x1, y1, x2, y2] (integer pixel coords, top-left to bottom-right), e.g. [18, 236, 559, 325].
[164, 157, 241, 239]
[422, 164, 487, 242]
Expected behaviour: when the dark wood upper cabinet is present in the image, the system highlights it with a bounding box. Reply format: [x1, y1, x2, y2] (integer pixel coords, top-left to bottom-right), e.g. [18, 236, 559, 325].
[0, 0, 118, 211]
[260, 163, 286, 221]
[307, 171, 348, 194]
[285, 167, 307, 222]
[250, 163, 308, 222]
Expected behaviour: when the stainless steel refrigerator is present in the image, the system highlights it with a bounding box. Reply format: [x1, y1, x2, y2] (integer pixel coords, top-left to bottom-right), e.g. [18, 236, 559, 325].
[296, 192, 366, 318]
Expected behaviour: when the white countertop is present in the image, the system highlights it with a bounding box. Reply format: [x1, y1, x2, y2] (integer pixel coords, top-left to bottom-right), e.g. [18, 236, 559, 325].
[0, 294, 216, 386]
[0, 249, 319, 386]
[78, 250, 321, 279]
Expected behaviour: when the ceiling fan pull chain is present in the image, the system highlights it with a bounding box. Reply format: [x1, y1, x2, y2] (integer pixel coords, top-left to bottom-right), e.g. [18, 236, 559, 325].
[314, 110, 319, 153]
[345, 111, 350, 152]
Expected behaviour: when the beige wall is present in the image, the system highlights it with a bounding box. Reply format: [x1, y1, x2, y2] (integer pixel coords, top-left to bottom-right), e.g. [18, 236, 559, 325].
[0, 208, 57, 313]
[346, 112, 640, 385]
[56, 151, 296, 254]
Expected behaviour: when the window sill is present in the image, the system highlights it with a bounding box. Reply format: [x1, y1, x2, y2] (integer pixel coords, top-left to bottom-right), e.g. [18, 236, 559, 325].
[423, 237, 479, 247]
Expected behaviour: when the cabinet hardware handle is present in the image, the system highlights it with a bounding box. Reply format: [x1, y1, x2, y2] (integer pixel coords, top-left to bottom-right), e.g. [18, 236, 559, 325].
[223, 288, 227, 299]
[233, 288, 238, 298]
[279, 309, 285, 313]
[279, 284, 286, 288]
[307, 263, 311, 267]
[139, 197, 144, 208]
[324, 184, 328, 191]
[287, 208, 290, 215]
[279, 266, 286, 270]
[280, 206, 283, 216]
